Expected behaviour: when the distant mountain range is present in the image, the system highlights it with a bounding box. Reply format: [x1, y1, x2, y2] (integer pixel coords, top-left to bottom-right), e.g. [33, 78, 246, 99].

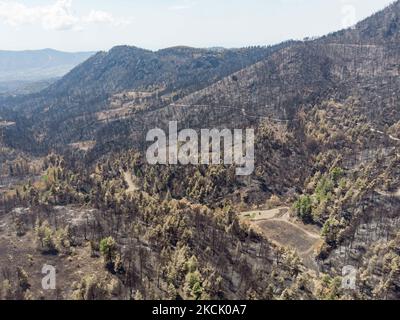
[0, 49, 94, 94]
[0, 43, 291, 149]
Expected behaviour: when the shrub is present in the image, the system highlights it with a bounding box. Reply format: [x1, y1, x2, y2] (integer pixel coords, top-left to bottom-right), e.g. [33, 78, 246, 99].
[293, 195, 313, 223]
[99, 237, 117, 269]
[330, 167, 344, 183]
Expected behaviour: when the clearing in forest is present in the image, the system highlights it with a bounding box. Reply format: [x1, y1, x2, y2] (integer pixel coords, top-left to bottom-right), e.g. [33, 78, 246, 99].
[239, 207, 323, 271]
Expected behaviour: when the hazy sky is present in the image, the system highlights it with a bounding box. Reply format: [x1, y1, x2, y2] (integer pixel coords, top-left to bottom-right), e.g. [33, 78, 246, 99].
[0, 0, 395, 52]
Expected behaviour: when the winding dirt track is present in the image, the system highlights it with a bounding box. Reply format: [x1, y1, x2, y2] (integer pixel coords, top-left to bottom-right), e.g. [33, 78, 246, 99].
[370, 128, 400, 142]
[123, 171, 139, 193]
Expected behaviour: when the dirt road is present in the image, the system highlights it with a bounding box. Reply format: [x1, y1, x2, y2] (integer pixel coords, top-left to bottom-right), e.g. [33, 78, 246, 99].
[123, 171, 139, 193]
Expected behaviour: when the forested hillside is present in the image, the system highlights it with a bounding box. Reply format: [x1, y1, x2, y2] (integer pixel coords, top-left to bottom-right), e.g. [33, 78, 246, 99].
[0, 2, 399, 300]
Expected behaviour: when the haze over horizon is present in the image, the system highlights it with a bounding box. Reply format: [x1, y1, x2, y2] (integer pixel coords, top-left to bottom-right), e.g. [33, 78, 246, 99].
[0, 0, 395, 52]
